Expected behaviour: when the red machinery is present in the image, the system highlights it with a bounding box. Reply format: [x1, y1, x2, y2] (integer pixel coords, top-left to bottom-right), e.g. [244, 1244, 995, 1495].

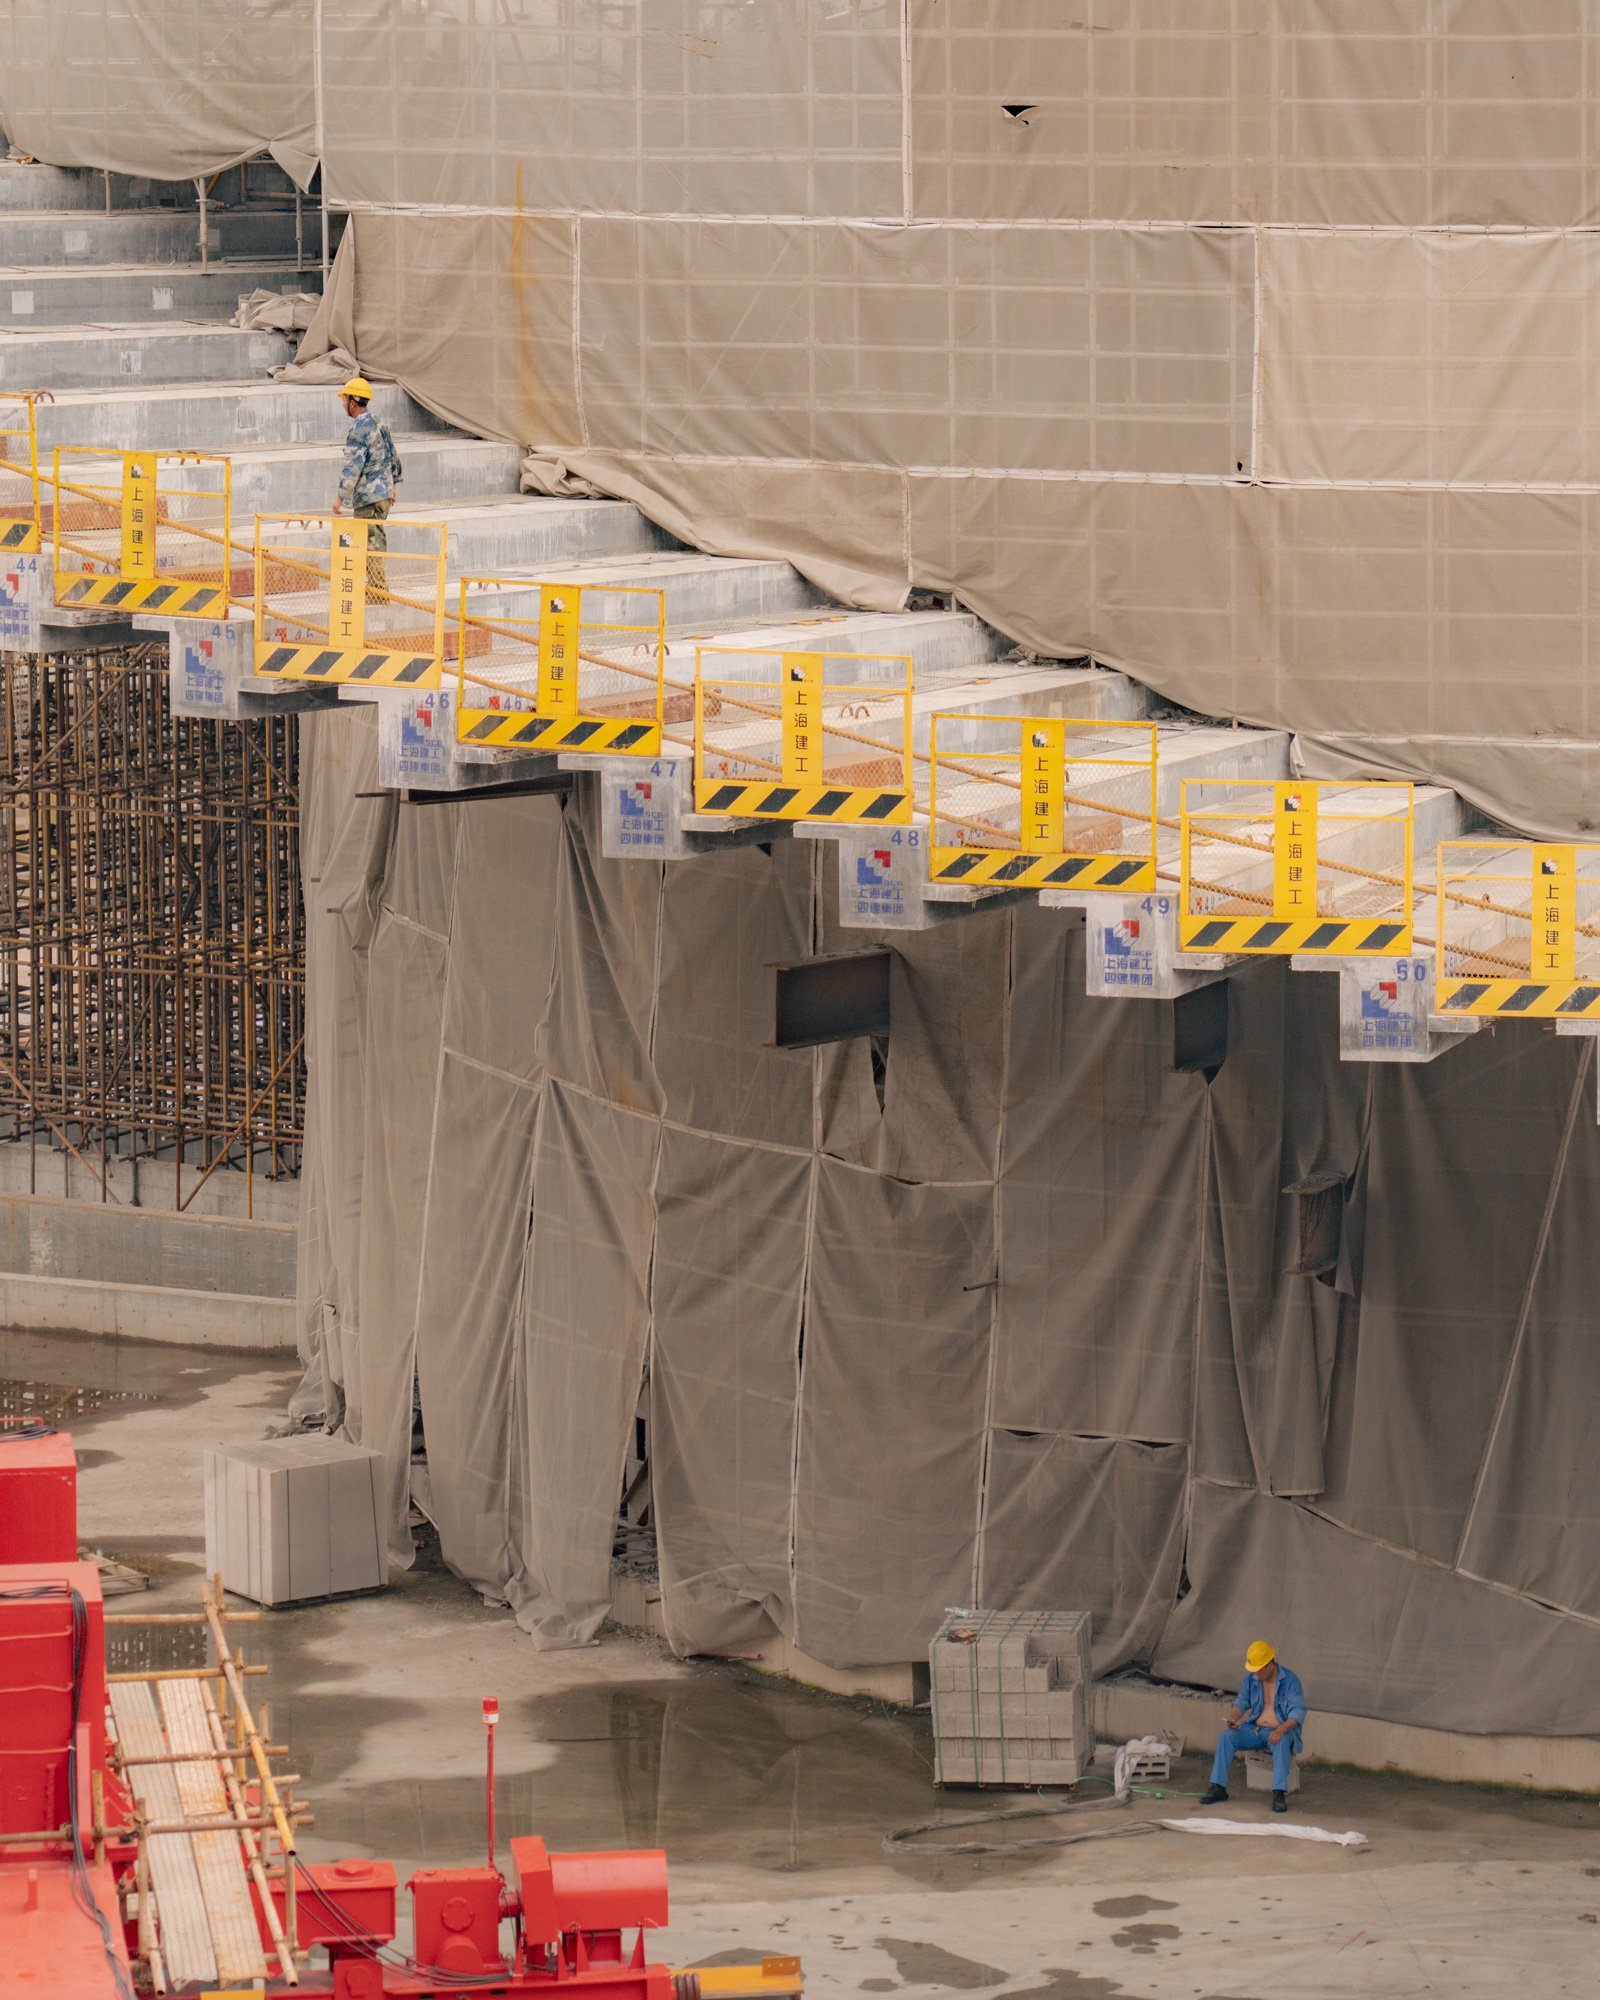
[277, 1839, 689, 1999]
[0, 1425, 777, 2000]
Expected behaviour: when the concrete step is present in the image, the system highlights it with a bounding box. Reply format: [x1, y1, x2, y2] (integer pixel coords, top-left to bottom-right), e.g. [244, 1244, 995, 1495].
[0, 160, 198, 212]
[51, 434, 528, 521]
[443, 548, 828, 649]
[0, 324, 296, 393]
[0, 262, 322, 328]
[34, 379, 451, 452]
[0, 206, 307, 268]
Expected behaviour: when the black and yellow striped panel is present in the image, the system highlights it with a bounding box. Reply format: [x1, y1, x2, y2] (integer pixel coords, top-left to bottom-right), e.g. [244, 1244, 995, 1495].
[1436, 977, 1600, 1020]
[1179, 915, 1412, 956]
[456, 708, 661, 754]
[0, 518, 37, 551]
[253, 643, 441, 687]
[56, 573, 225, 616]
[930, 848, 1155, 891]
[694, 779, 912, 824]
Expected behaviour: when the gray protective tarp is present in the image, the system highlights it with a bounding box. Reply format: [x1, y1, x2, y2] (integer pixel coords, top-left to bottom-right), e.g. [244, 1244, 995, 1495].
[25, 5, 1600, 1730]
[291, 709, 1600, 1735]
[10, 6, 1600, 829]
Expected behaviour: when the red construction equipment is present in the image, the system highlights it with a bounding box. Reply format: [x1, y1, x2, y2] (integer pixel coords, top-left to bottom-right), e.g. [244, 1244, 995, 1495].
[0, 1423, 799, 2000]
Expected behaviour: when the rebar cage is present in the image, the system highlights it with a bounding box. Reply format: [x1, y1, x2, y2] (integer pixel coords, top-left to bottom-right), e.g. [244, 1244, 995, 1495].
[0, 648, 303, 1209]
[51, 447, 232, 615]
[252, 513, 448, 687]
[1180, 778, 1415, 955]
[0, 393, 39, 553]
[454, 578, 667, 753]
[694, 647, 914, 824]
[1435, 840, 1600, 1018]
[928, 715, 1158, 890]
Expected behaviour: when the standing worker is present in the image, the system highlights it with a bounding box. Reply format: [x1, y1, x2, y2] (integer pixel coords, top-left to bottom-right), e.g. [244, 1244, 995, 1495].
[1200, 1640, 1306, 1814]
[334, 376, 403, 598]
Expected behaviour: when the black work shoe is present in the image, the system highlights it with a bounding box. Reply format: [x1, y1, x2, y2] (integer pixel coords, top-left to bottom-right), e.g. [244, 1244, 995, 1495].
[1198, 1784, 1229, 1805]
[1271, 1789, 1288, 1813]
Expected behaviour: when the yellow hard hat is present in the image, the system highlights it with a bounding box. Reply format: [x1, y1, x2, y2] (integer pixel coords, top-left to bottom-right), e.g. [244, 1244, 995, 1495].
[1245, 1640, 1276, 1673]
[342, 375, 373, 402]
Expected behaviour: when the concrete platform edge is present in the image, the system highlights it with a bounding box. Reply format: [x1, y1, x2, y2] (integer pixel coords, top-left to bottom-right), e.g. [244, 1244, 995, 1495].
[0, 1270, 295, 1351]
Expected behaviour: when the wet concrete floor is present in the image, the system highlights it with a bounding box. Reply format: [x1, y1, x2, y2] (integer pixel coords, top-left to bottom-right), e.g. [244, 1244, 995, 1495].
[10, 1325, 1600, 1998]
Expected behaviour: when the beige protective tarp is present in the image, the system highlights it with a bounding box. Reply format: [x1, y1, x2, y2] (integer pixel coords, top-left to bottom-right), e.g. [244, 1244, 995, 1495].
[289, 708, 1600, 1734]
[12, 6, 1600, 825]
[24, 5, 1600, 1725]
[0, 0, 315, 183]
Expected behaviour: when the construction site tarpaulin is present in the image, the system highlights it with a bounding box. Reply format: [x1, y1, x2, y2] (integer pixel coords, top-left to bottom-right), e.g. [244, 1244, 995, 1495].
[19, 4, 1600, 1731]
[0, 0, 316, 184]
[289, 705, 1600, 1736]
[9, 6, 1600, 826]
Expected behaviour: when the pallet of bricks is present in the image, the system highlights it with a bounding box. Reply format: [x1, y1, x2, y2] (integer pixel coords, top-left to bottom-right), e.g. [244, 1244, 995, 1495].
[929, 1608, 1092, 1787]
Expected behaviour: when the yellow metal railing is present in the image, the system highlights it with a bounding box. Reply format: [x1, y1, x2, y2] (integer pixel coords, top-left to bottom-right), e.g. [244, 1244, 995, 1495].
[1434, 840, 1600, 1018]
[453, 579, 667, 753]
[51, 447, 231, 614]
[0, 393, 40, 553]
[1179, 779, 1415, 955]
[927, 715, 1157, 891]
[694, 647, 914, 825]
[252, 513, 448, 687]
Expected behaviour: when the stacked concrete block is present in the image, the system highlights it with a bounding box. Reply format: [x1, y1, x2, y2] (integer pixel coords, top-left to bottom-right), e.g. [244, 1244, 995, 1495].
[204, 1434, 385, 1607]
[929, 1608, 1093, 1787]
[1243, 1751, 1301, 1793]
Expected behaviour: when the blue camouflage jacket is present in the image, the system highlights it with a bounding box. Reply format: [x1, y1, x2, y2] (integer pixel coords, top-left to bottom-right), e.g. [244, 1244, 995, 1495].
[338, 409, 403, 510]
[1236, 1664, 1306, 1750]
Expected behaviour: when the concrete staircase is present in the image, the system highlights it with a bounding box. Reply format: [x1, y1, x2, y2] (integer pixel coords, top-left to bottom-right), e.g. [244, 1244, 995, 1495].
[0, 154, 313, 1351]
[0, 145, 1485, 1346]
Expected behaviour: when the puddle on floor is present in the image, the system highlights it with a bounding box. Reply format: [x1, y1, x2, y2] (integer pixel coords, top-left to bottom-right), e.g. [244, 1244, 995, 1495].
[251, 1647, 1054, 1883]
[0, 1371, 158, 1427]
[0, 1326, 297, 1430]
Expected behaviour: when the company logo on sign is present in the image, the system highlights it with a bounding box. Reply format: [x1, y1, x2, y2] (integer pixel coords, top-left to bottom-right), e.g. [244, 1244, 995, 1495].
[856, 849, 894, 885]
[1105, 917, 1142, 957]
[1361, 981, 1402, 1020]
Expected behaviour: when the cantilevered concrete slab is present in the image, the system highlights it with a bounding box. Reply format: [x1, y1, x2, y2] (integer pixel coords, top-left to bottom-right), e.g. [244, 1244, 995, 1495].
[0, 322, 296, 392]
[0, 206, 305, 267]
[29, 379, 449, 451]
[0, 262, 319, 327]
[0, 161, 198, 212]
[157, 501, 682, 719]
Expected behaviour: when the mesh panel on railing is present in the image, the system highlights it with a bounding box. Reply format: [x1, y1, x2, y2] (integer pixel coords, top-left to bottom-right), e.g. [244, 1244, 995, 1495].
[455, 579, 666, 752]
[694, 647, 913, 823]
[1180, 779, 1415, 955]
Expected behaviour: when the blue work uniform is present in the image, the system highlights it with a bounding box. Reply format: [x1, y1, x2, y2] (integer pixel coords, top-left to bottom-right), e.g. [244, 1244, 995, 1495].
[1209, 1664, 1306, 1790]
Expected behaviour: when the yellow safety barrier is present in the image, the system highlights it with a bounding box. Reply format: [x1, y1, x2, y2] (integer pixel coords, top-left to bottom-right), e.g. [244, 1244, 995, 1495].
[453, 579, 667, 754]
[1179, 779, 1415, 955]
[927, 716, 1158, 891]
[694, 647, 914, 824]
[252, 514, 448, 687]
[52, 447, 232, 615]
[1435, 841, 1600, 1018]
[0, 394, 39, 553]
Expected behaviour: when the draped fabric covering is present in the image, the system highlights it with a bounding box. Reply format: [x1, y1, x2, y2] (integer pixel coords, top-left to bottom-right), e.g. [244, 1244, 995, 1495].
[289, 708, 1600, 1734]
[13, 5, 1600, 1725]
[8, 4, 1600, 826]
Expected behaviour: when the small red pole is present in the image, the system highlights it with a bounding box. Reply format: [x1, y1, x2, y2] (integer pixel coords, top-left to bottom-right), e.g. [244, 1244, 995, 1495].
[483, 1697, 499, 1873]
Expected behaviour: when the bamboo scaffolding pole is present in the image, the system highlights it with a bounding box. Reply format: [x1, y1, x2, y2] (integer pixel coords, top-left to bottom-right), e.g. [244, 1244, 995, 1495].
[201, 1579, 298, 1865]
[106, 1610, 264, 1625]
[108, 1664, 269, 1684]
[198, 1677, 299, 1986]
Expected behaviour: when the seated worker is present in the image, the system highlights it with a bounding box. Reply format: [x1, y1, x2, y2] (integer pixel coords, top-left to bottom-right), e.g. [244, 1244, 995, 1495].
[1199, 1640, 1305, 1814]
